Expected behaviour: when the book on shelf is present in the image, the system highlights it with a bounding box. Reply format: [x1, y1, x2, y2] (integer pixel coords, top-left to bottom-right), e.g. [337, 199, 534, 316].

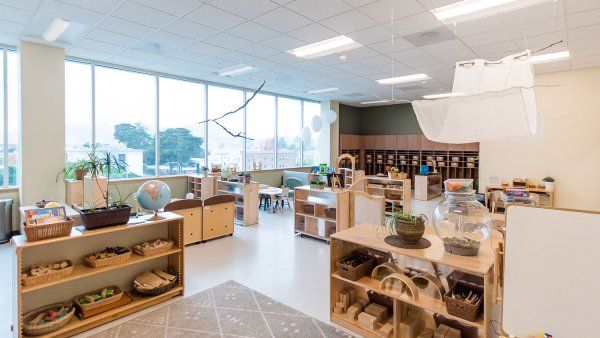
[24, 206, 68, 227]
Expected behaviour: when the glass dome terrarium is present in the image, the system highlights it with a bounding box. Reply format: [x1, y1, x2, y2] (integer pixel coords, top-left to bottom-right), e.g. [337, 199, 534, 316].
[433, 179, 491, 256]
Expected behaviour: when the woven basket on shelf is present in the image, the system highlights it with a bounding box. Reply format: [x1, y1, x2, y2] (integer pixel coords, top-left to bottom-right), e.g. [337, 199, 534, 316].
[83, 250, 131, 268]
[444, 281, 483, 322]
[23, 302, 75, 336]
[20, 218, 74, 242]
[133, 239, 174, 256]
[336, 253, 374, 281]
[133, 274, 178, 296]
[22, 260, 74, 286]
[74, 286, 124, 312]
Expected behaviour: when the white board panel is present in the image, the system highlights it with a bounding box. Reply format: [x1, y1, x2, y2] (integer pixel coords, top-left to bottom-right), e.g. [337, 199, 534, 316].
[503, 205, 600, 337]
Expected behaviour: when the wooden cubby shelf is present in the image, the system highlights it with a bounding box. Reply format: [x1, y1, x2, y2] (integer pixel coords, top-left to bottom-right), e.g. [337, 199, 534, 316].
[187, 174, 216, 199]
[216, 180, 258, 226]
[294, 186, 349, 242]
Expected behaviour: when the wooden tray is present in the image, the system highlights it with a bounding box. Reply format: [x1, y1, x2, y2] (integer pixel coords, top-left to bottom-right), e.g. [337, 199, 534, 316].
[83, 250, 131, 268]
[74, 286, 124, 312]
[77, 292, 133, 319]
[133, 239, 173, 256]
[22, 260, 74, 286]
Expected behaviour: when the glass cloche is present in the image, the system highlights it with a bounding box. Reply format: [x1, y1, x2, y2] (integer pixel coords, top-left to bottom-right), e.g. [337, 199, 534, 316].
[433, 179, 491, 256]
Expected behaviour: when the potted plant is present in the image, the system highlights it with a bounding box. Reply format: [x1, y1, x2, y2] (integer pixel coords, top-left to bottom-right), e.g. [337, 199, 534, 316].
[383, 211, 427, 244]
[310, 179, 325, 190]
[542, 176, 555, 191]
[386, 166, 400, 179]
[76, 145, 132, 229]
[200, 165, 209, 176]
[56, 159, 91, 182]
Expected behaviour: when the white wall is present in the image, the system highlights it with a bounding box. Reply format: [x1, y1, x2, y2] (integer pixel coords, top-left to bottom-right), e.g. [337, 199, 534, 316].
[479, 66, 600, 211]
[18, 42, 65, 206]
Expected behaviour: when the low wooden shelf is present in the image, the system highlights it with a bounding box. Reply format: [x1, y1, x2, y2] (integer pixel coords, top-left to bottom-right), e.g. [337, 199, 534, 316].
[358, 176, 411, 214]
[330, 224, 496, 338]
[187, 175, 216, 199]
[216, 180, 258, 226]
[414, 173, 442, 201]
[12, 213, 184, 338]
[294, 186, 349, 242]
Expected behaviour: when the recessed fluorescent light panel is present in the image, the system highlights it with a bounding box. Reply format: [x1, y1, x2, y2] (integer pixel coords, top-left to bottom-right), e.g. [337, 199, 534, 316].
[288, 35, 362, 59]
[361, 99, 394, 105]
[217, 65, 256, 77]
[423, 93, 456, 99]
[42, 18, 71, 42]
[376, 74, 430, 85]
[432, 0, 552, 24]
[530, 51, 570, 64]
[307, 87, 339, 94]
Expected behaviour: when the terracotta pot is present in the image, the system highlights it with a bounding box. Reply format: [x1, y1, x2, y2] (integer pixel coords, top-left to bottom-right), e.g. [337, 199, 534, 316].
[395, 219, 425, 244]
[75, 169, 86, 181]
[79, 205, 132, 230]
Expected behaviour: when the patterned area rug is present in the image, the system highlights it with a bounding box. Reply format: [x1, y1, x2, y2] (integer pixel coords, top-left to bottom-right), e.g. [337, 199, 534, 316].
[91, 280, 356, 338]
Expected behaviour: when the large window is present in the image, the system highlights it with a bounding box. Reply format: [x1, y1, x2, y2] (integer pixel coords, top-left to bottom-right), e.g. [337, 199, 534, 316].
[0, 50, 18, 187]
[207, 86, 244, 171]
[303, 101, 321, 166]
[64, 59, 321, 176]
[246, 93, 275, 170]
[277, 98, 302, 168]
[95, 66, 156, 177]
[158, 77, 205, 175]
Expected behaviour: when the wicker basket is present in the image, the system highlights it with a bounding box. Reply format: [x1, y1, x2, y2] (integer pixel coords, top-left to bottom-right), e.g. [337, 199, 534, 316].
[133, 239, 174, 256]
[22, 261, 74, 286]
[444, 281, 483, 322]
[23, 302, 75, 336]
[133, 274, 178, 296]
[20, 218, 74, 242]
[336, 253, 374, 281]
[74, 286, 124, 312]
[83, 249, 131, 268]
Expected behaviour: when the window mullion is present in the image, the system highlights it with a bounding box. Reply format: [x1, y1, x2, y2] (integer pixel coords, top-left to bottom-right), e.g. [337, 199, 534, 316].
[91, 63, 96, 146]
[3, 49, 8, 187]
[155, 76, 160, 177]
[274, 98, 278, 169]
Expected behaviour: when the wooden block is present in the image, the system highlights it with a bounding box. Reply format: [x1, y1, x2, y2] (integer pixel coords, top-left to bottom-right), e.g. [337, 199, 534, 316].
[357, 298, 369, 308]
[399, 316, 424, 338]
[334, 306, 344, 314]
[445, 327, 461, 338]
[434, 325, 450, 338]
[346, 304, 362, 320]
[417, 328, 434, 338]
[358, 312, 378, 330]
[348, 288, 356, 305]
[379, 322, 394, 337]
[365, 303, 388, 323]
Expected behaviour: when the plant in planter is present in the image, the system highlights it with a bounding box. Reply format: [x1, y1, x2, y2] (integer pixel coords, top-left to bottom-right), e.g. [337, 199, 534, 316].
[310, 179, 325, 189]
[542, 176, 555, 191]
[56, 159, 92, 182]
[383, 211, 428, 244]
[386, 166, 400, 179]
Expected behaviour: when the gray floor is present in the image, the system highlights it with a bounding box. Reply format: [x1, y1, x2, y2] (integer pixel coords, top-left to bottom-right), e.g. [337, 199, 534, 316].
[0, 195, 442, 337]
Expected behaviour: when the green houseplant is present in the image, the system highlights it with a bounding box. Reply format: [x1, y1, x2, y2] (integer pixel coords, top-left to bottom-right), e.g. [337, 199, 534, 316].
[542, 176, 555, 191]
[310, 179, 325, 190]
[383, 211, 428, 244]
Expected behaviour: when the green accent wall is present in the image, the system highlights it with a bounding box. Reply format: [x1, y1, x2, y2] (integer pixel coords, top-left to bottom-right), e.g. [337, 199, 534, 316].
[339, 103, 423, 135]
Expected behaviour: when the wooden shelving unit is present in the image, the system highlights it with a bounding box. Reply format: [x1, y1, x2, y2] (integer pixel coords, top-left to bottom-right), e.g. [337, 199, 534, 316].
[330, 224, 496, 338]
[414, 173, 443, 201]
[187, 174, 217, 199]
[12, 213, 184, 338]
[294, 186, 349, 242]
[359, 175, 411, 214]
[216, 180, 258, 226]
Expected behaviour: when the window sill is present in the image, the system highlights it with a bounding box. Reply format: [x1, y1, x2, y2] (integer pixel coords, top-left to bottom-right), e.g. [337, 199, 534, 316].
[0, 186, 18, 192]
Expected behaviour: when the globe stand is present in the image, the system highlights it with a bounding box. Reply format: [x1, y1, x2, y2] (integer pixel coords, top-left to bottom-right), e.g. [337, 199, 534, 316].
[146, 210, 165, 221]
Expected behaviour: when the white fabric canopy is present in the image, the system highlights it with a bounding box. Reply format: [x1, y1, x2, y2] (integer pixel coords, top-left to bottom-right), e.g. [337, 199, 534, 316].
[412, 50, 541, 143]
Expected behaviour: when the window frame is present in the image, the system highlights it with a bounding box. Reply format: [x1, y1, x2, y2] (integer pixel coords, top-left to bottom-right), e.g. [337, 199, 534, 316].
[0, 47, 17, 187]
[64, 56, 321, 178]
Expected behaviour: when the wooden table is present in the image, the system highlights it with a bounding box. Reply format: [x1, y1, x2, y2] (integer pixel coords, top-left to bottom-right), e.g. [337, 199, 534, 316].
[485, 185, 555, 207]
[19, 204, 81, 226]
[259, 187, 282, 213]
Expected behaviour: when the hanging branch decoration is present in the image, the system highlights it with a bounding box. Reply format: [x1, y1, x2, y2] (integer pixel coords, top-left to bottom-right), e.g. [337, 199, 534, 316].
[199, 80, 266, 140]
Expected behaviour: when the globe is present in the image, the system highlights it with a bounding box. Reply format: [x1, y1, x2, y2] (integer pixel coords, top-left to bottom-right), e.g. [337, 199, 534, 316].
[136, 180, 171, 212]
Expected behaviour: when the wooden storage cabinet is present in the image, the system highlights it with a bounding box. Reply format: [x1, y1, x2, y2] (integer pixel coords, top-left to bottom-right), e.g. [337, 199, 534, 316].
[217, 181, 259, 226]
[203, 201, 234, 241]
[294, 186, 349, 242]
[361, 176, 411, 215]
[415, 173, 443, 201]
[179, 207, 202, 244]
[187, 175, 216, 199]
[12, 214, 184, 338]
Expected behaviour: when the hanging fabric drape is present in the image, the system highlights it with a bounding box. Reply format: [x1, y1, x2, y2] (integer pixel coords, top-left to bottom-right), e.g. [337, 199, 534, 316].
[412, 50, 541, 143]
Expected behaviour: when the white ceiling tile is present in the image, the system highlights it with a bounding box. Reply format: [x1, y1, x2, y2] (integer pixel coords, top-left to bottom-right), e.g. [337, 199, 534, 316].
[251, 59, 282, 70]
[566, 0, 600, 14]
[569, 23, 600, 40]
[219, 51, 258, 64]
[261, 34, 305, 50]
[210, 0, 279, 19]
[0, 4, 33, 24]
[567, 8, 600, 29]
[418, 0, 457, 10]
[499, 0, 564, 27]
[572, 45, 600, 57]
[196, 56, 236, 68]
[452, 15, 505, 37]
[342, 0, 377, 7]
[368, 37, 414, 53]
[413, 62, 448, 73]
[402, 55, 439, 68]
[513, 31, 566, 50]
[226, 21, 280, 42]
[35, 0, 105, 26]
[358, 0, 423, 24]
[254, 7, 312, 33]
[86, 28, 139, 47]
[320, 9, 377, 34]
[461, 29, 513, 47]
[0, 31, 19, 45]
[286, 0, 352, 21]
[137, 30, 196, 54]
[389, 47, 427, 61]
[506, 17, 566, 39]
[357, 54, 394, 66]
[119, 48, 162, 61]
[571, 53, 600, 66]
[472, 41, 519, 58]
[239, 43, 279, 58]
[419, 39, 467, 55]
[131, 0, 204, 16]
[347, 25, 393, 45]
[0, 19, 24, 34]
[203, 32, 253, 49]
[265, 52, 303, 64]
[68, 46, 115, 61]
[385, 12, 442, 37]
[287, 23, 338, 43]
[569, 35, 600, 50]
[154, 56, 199, 69]
[99, 17, 155, 39]
[112, 2, 176, 28]
[371, 61, 414, 74]
[0, 0, 41, 11]
[434, 48, 476, 63]
[163, 19, 219, 41]
[185, 41, 230, 56]
[77, 38, 123, 54]
[338, 46, 379, 59]
[185, 4, 245, 31]
[57, 0, 121, 14]
[166, 49, 208, 62]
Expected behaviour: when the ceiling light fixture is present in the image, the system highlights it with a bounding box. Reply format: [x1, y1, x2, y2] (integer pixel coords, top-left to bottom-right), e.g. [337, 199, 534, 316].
[361, 99, 393, 105]
[42, 18, 71, 42]
[288, 35, 362, 59]
[217, 65, 256, 77]
[530, 50, 570, 64]
[423, 92, 461, 99]
[307, 87, 340, 94]
[431, 0, 552, 24]
[376, 73, 430, 85]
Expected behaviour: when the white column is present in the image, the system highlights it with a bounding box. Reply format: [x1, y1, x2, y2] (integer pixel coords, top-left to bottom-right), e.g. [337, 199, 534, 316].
[320, 100, 339, 165]
[18, 41, 66, 205]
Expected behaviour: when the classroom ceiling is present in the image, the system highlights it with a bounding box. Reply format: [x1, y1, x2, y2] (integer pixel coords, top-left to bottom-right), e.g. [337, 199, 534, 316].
[0, 0, 599, 105]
